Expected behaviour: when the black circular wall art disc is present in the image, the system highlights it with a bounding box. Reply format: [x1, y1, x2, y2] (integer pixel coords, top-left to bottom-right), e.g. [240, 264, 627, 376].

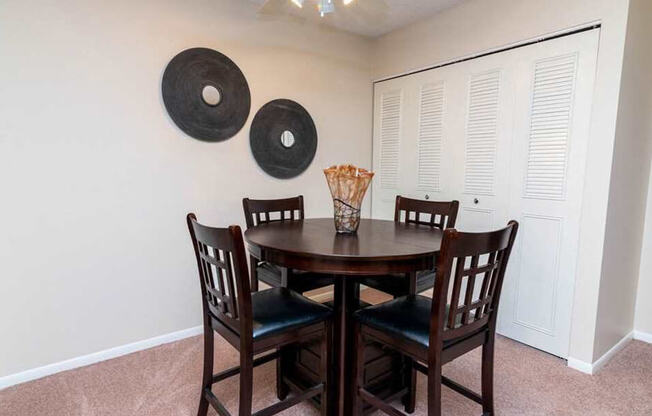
[250, 99, 318, 179]
[162, 47, 251, 142]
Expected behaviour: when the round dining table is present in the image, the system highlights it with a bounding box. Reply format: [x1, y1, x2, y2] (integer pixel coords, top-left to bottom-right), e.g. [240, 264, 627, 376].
[244, 218, 443, 416]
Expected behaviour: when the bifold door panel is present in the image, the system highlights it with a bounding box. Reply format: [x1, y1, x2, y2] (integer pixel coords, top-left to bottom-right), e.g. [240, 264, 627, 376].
[371, 29, 599, 358]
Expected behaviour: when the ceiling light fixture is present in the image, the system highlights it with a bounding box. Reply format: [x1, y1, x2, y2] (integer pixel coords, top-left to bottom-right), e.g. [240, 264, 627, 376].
[318, 0, 334, 17]
[290, 0, 355, 17]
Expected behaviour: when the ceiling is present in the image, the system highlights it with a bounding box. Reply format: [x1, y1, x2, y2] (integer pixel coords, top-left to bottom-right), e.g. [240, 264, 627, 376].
[249, 0, 464, 38]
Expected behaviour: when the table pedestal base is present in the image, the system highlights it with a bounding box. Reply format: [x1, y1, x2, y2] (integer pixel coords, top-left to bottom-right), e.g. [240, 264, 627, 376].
[281, 278, 410, 415]
[282, 337, 409, 415]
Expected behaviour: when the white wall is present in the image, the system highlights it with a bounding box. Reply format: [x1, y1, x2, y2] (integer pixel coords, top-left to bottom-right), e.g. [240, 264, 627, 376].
[0, 0, 372, 378]
[594, 0, 652, 359]
[371, 0, 630, 364]
[631, 0, 652, 339]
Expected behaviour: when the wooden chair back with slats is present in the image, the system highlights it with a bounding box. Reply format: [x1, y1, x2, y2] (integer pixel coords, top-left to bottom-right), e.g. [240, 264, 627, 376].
[242, 196, 304, 229]
[394, 196, 459, 229]
[187, 213, 252, 339]
[188, 213, 330, 416]
[431, 221, 518, 344]
[352, 221, 519, 416]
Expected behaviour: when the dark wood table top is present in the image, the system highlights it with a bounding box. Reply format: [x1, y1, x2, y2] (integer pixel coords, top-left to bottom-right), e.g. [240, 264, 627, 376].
[244, 218, 443, 262]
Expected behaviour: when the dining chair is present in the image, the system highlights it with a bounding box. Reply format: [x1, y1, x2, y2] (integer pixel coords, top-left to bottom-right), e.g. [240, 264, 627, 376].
[352, 221, 519, 416]
[358, 195, 459, 298]
[242, 196, 334, 293]
[187, 213, 332, 416]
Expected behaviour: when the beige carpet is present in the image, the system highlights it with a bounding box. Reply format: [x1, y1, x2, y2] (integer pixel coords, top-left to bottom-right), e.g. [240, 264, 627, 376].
[2, 290, 652, 415]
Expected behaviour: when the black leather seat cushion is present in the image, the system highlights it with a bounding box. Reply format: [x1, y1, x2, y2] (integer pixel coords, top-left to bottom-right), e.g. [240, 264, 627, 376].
[353, 295, 462, 349]
[257, 262, 334, 293]
[252, 288, 332, 340]
[359, 270, 436, 297]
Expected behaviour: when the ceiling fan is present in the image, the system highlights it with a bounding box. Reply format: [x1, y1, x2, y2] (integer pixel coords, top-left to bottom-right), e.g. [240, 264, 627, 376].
[258, 0, 361, 18]
[294, 0, 354, 17]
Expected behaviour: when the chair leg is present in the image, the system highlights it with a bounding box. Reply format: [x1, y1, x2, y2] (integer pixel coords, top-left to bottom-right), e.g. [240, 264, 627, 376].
[402, 357, 417, 413]
[481, 336, 495, 415]
[427, 361, 442, 416]
[401, 271, 417, 413]
[320, 322, 331, 416]
[351, 322, 365, 416]
[249, 256, 259, 292]
[276, 347, 289, 400]
[197, 324, 214, 416]
[239, 353, 254, 416]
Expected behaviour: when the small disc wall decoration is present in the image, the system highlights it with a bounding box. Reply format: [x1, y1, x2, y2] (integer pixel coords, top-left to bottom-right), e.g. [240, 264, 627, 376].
[162, 47, 251, 142]
[250, 99, 318, 179]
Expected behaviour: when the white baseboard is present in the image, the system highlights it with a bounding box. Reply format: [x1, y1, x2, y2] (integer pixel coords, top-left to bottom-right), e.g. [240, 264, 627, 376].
[567, 331, 633, 375]
[634, 330, 652, 344]
[5, 327, 646, 391]
[0, 325, 203, 391]
[0, 287, 375, 391]
[566, 357, 593, 374]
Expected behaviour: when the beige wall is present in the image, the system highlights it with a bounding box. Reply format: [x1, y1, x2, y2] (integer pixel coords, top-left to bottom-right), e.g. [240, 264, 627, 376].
[371, 0, 631, 364]
[0, 0, 372, 378]
[632, 2, 652, 339]
[3, 0, 650, 383]
[594, 0, 652, 359]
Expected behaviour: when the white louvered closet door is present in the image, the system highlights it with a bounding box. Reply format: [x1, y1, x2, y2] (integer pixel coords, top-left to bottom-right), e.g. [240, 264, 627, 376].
[371, 70, 447, 218]
[372, 80, 405, 219]
[372, 50, 518, 226]
[372, 29, 599, 358]
[372, 65, 461, 218]
[498, 29, 599, 358]
[450, 54, 517, 234]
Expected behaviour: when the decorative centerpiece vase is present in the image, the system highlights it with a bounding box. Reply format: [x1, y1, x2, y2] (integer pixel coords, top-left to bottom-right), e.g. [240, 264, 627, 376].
[324, 164, 374, 234]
